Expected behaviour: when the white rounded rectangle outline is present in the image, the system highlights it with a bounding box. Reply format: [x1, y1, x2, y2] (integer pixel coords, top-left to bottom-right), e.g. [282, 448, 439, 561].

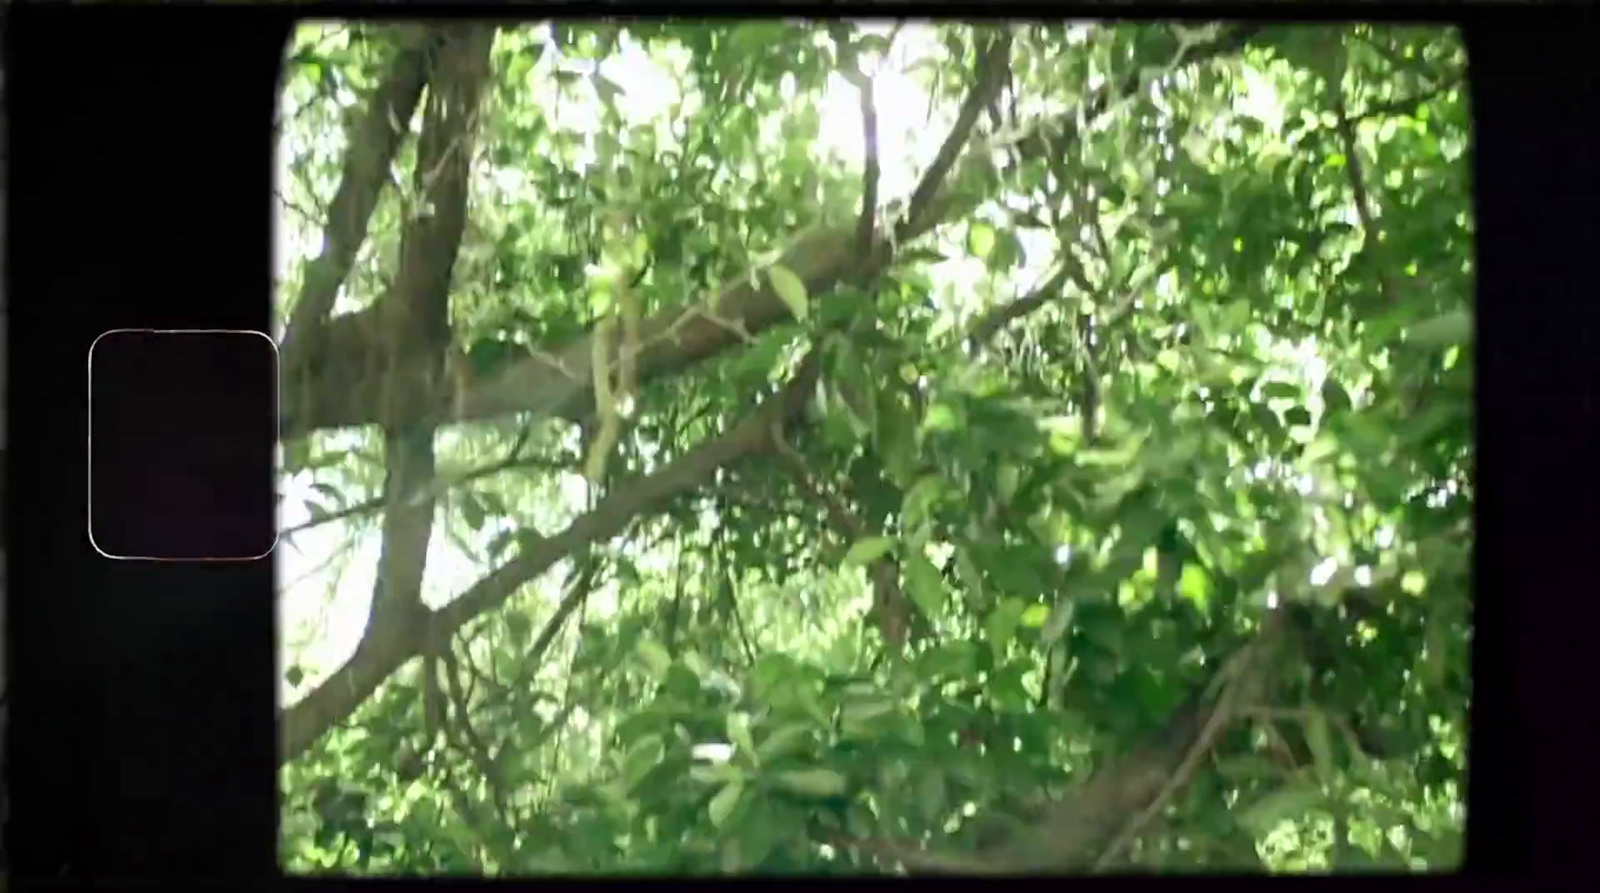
[87, 328, 281, 561]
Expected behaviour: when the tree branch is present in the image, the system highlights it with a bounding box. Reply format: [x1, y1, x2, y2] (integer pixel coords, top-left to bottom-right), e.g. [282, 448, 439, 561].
[1343, 71, 1464, 126]
[772, 423, 914, 648]
[965, 264, 1072, 348]
[279, 26, 1259, 445]
[1090, 613, 1283, 871]
[280, 441, 573, 540]
[280, 26, 433, 359]
[363, 25, 497, 650]
[826, 24, 881, 263]
[1331, 87, 1401, 308]
[854, 77, 880, 261]
[898, 30, 1012, 240]
[280, 350, 823, 763]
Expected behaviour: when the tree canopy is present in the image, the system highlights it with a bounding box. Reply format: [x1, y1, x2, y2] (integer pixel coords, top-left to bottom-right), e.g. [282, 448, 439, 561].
[275, 19, 1472, 875]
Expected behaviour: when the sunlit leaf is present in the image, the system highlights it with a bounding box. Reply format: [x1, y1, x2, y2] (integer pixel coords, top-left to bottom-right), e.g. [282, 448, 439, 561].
[1239, 780, 1323, 836]
[843, 536, 896, 567]
[1019, 603, 1052, 628]
[767, 263, 810, 322]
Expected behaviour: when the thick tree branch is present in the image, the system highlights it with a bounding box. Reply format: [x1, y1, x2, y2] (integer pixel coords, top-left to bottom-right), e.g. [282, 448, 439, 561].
[1090, 612, 1285, 871]
[280, 26, 433, 359]
[279, 26, 1260, 447]
[281, 225, 856, 438]
[280, 351, 823, 763]
[364, 25, 497, 651]
[975, 609, 1293, 873]
[822, 614, 1295, 876]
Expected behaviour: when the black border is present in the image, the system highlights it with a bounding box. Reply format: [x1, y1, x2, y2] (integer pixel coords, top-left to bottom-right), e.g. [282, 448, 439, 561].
[5, 2, 1597, 886]
[87, 329, 279, 561]
[6, 5, 288, 881]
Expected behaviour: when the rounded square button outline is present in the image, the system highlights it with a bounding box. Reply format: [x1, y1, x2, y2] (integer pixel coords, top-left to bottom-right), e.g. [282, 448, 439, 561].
[87, 328, 281, 561]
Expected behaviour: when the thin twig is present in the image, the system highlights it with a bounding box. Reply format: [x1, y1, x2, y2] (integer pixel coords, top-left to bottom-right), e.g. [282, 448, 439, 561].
[1331, 90, 1401, 307]
[282, 439, 572, 539]
[274, 189, 325, 227]
[829, 27, 881, 264]
[1343, 71, 1463, 125]
[728, 598, 758, 667]
[965, 263, 1072, 348]
[439, 641, 509, 820]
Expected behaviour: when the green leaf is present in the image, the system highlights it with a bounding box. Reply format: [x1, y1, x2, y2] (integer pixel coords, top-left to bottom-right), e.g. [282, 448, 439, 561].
[985, 597, 1027, 656]
[795, 684, 832, 729]
[735, 800, 780, 868]
[767, 263, 810, 322]
[900, 474, 945, 529]
[729, 21, 787, 54]
[591, 73, 625, 108]
[1178, 563, 1211, 610]
[843, 536, 895, 567]
[1261, 381, 1300, 400]
[664, 663, 702, 699]
[1250, 403, 1285, 440]
[904, 553, 949, 620]
[1040, 600, 1076, 647]
[282, 439, 311, 474]
[505, 611, 532, 648]
[1239, 780, 1323, 836]
[727, 713, 756, 758]
[955, 547, 986, 600]
[755, 724, 815, 762]
[840, 696, 898, 730]
[917, 641, 978, 679]
[1407, 308, 1472, 347]
[623, 736, 665, 790]
[637, 640, 673, 679]
[1284, 406, 1313, 427]
[771, 767, 848, 799]
[691, 762, 740, 785]
[459, 491, 487, 531]
[709, 778, 745, 827]
[968, 221, 997, 258]
[1019, 603, 1052, 628]
[921, 402, 963, 433]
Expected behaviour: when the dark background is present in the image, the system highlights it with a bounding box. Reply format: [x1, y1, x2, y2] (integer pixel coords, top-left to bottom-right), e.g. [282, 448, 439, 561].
[4, 3, 1598, 886]
[89, 329, 277, 560]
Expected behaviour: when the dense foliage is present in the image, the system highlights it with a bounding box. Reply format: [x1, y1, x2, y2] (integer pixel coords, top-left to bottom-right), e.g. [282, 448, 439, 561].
[275, 20, 1472, 875]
